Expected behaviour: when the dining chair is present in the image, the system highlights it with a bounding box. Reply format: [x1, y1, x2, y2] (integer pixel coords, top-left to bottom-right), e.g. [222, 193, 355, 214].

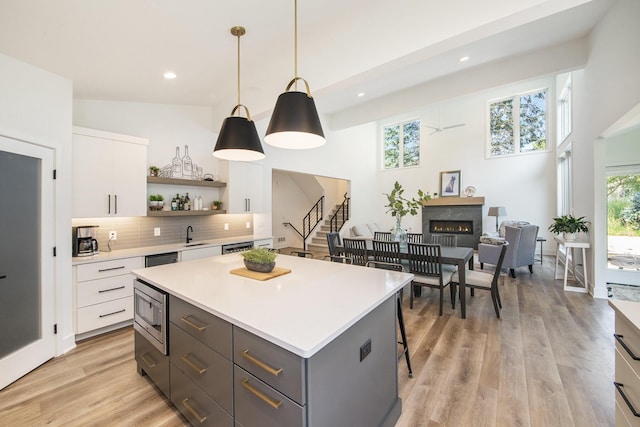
[342, 238, 369, 266]
[324, 232, 346, 262]
[365, 260, 413, 378]
[373, 231, 393, 241]
[407, 243, 456, 315]
[407, 233, 423, 243]
[372, 240, 402, 269]
[453, 242, 508, 318]
[430, 233, 457, 247]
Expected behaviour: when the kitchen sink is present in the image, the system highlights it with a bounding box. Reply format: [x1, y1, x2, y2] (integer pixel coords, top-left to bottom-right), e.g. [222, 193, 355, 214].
[183, 242, 209, 247]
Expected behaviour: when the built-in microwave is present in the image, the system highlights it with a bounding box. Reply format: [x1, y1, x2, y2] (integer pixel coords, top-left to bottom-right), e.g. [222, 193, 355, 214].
[133, 279, 168, 355]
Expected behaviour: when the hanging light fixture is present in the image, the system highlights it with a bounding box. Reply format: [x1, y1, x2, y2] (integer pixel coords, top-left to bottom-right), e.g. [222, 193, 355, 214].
[213, 26, 265, 161]
[264, 0, 325, 149]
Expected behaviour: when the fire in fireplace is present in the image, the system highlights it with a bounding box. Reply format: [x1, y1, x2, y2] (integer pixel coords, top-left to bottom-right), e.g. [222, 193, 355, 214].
[430, 220, 473, 235]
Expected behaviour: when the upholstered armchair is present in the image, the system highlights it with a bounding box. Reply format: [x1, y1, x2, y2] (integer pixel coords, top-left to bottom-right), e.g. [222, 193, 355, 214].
[478, 224, 539, 278]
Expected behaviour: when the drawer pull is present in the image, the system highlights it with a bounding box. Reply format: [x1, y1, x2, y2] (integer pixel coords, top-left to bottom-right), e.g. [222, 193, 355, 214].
[614, 382, 640, 417]
[182, 398, 207, 423]
[241, 378, 283, 410]
[140, 353, 156, 368]
[242, 350, 283, 377]
[99, 309, 126, 318]
[614, 334, 640, 360]
[97, 265, 126, 272]
[98, 285, 126, 293]
[181, 354, 207, 374]
[181, 316, 207, 332]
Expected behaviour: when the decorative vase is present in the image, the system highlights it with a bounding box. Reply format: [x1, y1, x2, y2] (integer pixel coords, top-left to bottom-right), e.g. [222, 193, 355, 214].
[244, 260, 275, 273]
[391, 216, 408, 249]
[563, 232, 577, 241]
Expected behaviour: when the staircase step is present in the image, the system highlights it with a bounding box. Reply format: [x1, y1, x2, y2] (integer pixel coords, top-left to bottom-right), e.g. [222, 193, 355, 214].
[307, 242, 329, 252]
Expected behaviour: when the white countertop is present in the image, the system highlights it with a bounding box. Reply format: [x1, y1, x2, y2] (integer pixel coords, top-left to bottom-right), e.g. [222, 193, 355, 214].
[72, 235, 271, 265]
[132, 253, 414, 358]
[609, 299, 640, 329]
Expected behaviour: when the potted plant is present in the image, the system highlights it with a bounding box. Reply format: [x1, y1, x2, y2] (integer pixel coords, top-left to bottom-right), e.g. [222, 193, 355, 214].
[212, 200, 223, 210]
[384, 181, 431, 246]
[149, 194, 164, 210]
[548, 214, 589, 240]
[241, 247, 277, 273]
[149, 166, 160, 177]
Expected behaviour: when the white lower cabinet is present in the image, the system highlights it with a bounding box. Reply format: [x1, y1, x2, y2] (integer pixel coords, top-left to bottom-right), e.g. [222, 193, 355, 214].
[612, 301, 640, 427]
[253, 238, 273, 249]
[181, 245, 222, 262]
[73, 256, 143, 339]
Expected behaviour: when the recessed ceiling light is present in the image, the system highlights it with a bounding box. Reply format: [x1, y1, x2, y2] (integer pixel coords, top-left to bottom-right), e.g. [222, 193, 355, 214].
[163, 72, 177, 79]
[357, 92, 365, 97]
[459, 56, 470, 63]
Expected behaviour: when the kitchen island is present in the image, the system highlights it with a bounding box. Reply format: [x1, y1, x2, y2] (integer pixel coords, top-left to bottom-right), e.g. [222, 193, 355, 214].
[132, 253, 413, 427]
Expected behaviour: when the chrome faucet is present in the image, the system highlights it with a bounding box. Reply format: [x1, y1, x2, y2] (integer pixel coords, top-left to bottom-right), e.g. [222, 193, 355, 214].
[186, 226, 193, 244]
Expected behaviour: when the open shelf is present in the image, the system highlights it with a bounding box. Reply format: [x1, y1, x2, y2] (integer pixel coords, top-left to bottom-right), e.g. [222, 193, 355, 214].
[147, 209, 226, 217]
[147, 176, 226, 188]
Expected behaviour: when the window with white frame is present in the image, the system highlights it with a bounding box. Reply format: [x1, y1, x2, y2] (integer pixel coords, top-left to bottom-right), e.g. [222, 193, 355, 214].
[383, 119, 420, 169]
[559, 147, 572, 215]
[488, 89, 548, 157]
[558, 77, 572, 143]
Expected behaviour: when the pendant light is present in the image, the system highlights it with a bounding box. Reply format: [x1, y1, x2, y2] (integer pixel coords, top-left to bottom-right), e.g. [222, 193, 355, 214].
[213, 26, 265, 161]
[264, 0, 325, 149]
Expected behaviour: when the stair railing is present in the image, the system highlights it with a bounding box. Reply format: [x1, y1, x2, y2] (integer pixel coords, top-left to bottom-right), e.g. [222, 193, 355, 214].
[283, 195, 324, 251]
[329, 193, 350, 232]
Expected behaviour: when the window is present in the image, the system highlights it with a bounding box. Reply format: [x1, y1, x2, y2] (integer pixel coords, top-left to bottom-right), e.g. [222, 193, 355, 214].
[488, 89, 548, 157]
[559, 147, 572, 215]
[383, 119, 420, 169]
[558, 78, 572, 143]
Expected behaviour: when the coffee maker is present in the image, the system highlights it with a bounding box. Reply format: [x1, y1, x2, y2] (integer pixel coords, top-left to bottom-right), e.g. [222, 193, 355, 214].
[72, 225, 99, 257]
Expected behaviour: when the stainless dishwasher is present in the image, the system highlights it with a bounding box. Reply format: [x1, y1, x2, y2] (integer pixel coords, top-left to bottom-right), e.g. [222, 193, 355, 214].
[221, 241, 253, 254]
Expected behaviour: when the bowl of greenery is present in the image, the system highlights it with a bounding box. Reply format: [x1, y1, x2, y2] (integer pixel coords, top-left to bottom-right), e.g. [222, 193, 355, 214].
[241, 247, 277, 273]
[548, 214, 589, 240]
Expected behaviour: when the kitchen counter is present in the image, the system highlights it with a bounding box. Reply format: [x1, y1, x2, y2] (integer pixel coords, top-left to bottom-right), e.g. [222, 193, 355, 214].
[132, 253, 413, 357]
[609, 298, 640, 329]
[72, 235, 271, 265]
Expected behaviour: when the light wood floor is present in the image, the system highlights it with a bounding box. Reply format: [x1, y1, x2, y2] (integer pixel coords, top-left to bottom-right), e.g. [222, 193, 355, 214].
[0, 255, 615, 427]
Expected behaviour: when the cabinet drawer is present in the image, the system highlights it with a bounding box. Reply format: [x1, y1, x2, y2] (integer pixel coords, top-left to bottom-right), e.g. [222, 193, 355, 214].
[234, 327, 305, 405]
[169, 323, 233, 414]
[76, 296, 133, 334]
[76, 257, 142, 281]
[617, 400, 634, 427]
[135, 330, 170, 399]
[615, 348, 640, 427]
[77, 274, 133, 308]
[234, 365, 305, 427]
[616, 314, 640, 378]
[171, 364, 233, 427]
[170, 295, 232, 359]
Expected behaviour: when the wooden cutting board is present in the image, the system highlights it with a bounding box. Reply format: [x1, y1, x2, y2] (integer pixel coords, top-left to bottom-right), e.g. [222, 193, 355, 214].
[230, 266, 292, 281]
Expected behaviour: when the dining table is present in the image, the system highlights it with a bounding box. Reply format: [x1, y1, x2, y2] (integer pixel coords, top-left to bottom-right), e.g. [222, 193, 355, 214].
[336, 240, 475, 318]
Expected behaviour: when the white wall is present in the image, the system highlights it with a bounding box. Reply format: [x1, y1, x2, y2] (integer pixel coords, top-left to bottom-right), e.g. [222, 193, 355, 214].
[0, 52, 74, 355]
[581, 0, 640, 298]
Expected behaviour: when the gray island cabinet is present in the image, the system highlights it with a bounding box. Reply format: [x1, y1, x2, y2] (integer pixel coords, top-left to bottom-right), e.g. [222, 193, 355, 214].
[132, 253, 413, 427]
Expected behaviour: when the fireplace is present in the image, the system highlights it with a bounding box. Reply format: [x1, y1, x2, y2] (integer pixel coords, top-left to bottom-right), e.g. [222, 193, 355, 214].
[422, 197, 484, 248]
[430, 220, 473, 235]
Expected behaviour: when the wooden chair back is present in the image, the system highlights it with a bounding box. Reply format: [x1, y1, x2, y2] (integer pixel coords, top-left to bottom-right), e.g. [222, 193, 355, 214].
[430, 234, 457, 247]
[342, 238, 369, 266]
[372, 240, 401, 268]
[407, 233, 423, 243]
[407, 243, 445, 279]
[373, 231, 392, 241]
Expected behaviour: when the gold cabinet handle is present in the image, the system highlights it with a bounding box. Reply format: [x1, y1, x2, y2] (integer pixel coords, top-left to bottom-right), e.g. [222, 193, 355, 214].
[140, 353, 156, 369]
[241, 350, 283, 376]
[182, 398, 207, 423]
[241, 378, 283, 410]
[181, 354, 207, 375]
[181, 315, 207, 332]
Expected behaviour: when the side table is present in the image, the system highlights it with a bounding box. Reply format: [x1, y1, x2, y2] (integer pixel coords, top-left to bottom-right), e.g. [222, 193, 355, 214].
[553, 235, 590, 293]
[536, 237, 546, 264]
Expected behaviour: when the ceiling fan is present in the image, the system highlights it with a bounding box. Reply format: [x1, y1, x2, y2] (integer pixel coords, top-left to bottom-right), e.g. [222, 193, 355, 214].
[423, 111, 466, 135]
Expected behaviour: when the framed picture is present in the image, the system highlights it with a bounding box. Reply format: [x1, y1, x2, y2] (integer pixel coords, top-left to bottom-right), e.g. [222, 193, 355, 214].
[440, 170, 461, 197]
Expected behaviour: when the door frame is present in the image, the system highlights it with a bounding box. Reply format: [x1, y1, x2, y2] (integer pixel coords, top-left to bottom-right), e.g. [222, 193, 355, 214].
[0, 135, 56, 390]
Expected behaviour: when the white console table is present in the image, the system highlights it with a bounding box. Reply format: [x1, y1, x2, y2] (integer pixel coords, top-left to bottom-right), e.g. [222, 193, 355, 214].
[553, 235, 590, 293]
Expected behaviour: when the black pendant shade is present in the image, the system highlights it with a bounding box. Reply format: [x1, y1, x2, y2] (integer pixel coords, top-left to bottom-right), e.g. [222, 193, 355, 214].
[264, 90, 325, 149]
[213, 115, 265, 161]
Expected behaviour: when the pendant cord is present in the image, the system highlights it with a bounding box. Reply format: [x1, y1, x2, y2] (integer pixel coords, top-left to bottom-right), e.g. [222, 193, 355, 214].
[237, 30, 241, 107]
[294, 0, 298, 91]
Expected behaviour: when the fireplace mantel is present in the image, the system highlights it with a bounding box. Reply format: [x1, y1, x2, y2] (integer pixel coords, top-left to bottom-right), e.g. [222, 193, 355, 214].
[422, 196, 485, 206]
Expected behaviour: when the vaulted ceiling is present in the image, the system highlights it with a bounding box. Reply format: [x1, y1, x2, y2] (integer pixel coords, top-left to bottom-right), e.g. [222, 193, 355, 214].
[0, 0, 613, 124]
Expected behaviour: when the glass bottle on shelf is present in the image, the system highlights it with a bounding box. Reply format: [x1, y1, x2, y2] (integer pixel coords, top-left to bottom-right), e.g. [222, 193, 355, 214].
[182, 145, 193, 179]
[184, 193, 191, 211]
[172, 146, 182, 178]
[171, 196, 177, 211]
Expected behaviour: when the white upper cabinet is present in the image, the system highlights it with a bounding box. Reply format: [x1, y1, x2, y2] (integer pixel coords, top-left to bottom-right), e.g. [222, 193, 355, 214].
[72, 127, 148, 218]
[223, 161, 263, 214]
